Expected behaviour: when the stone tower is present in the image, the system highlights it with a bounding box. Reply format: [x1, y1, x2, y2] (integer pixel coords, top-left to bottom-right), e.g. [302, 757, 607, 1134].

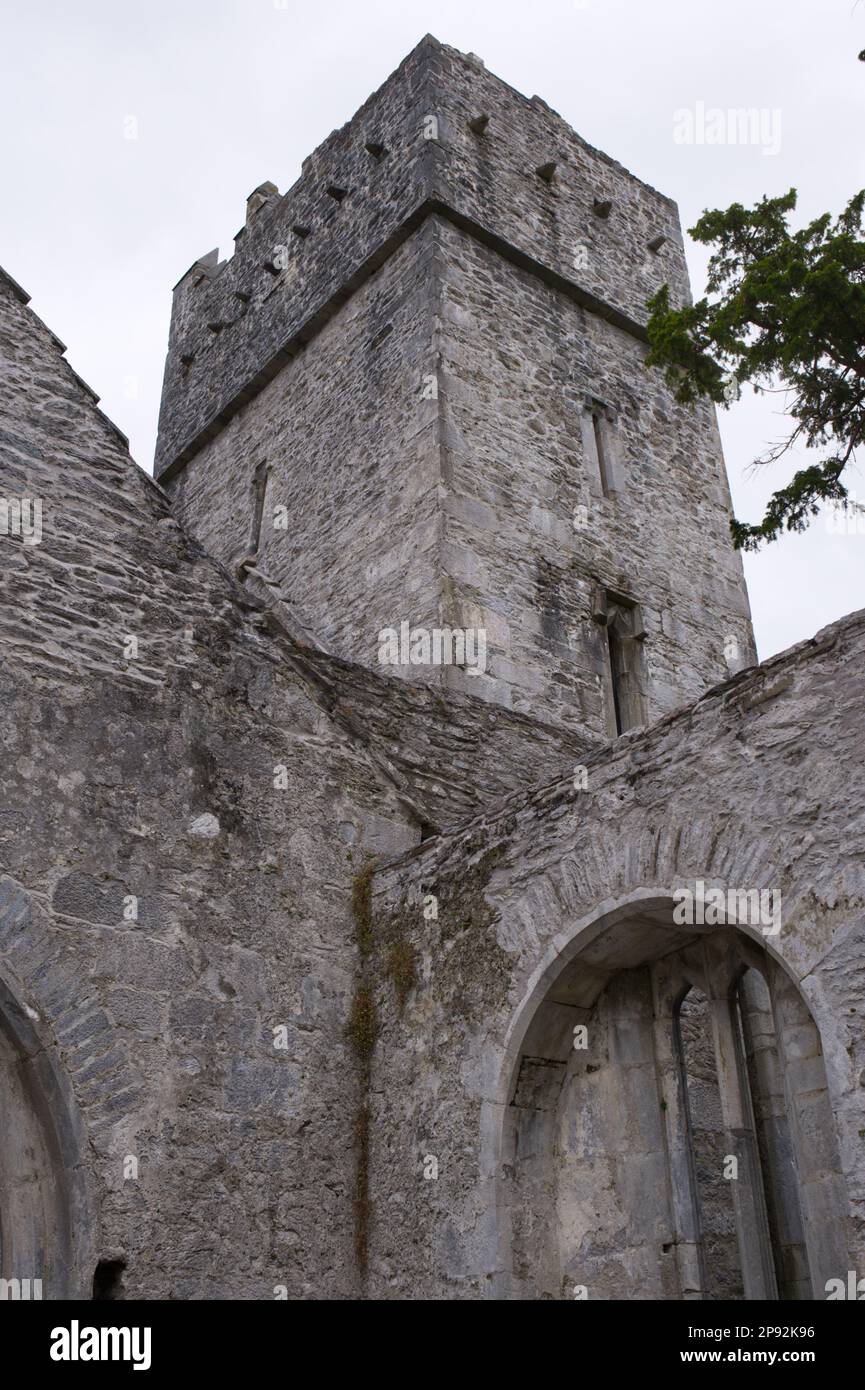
[156, 36, 755, 738]
[2, 39, 863, 1307]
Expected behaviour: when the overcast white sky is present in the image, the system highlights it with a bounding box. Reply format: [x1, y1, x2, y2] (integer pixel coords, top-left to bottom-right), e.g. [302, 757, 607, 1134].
[2, 0, 863, 659]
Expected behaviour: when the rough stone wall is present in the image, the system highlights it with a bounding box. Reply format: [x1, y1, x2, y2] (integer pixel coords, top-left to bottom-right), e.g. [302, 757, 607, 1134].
[0, 268, 422, 1298]
[287, 641, 597, 832]
[368, 610, 865, 1298]
[424, 41, 689, 330]
[154, 39, 437, 478]
[166, 223, 444, 678]
[436, 217, 753, 728]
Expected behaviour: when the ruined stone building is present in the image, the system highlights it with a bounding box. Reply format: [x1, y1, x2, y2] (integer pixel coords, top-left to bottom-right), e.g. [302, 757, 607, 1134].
[1, 37, 863, 1300]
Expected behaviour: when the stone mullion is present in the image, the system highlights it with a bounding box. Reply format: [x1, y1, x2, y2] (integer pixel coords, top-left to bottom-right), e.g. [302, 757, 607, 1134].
[738, 969, 810, 1298]
[702, 943, 778, 1300]
[650, 955, 706, 1299]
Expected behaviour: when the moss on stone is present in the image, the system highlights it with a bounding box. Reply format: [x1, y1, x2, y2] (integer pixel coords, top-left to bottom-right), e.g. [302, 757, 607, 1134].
[351, 856, 377, 956]
[387, 935, 417, 1012]
[347, 985, 378, 1069]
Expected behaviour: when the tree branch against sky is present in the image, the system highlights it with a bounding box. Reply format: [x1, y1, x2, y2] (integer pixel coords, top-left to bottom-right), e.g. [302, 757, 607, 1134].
[645, 188, 865, 551]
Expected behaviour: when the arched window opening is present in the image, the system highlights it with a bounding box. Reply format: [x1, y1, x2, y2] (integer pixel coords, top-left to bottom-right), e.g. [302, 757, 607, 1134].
[498, 906, 851, 1300]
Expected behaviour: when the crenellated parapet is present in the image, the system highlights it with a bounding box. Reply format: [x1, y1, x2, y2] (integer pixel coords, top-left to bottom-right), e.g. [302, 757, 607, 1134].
[156, 35, 687, 480]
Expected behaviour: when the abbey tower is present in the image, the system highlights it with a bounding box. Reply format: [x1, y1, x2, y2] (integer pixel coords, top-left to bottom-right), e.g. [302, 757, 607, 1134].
[156, 36, 754, 737]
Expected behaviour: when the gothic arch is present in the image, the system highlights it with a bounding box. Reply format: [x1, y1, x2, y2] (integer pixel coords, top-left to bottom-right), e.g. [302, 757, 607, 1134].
[0, 961, 95, 1298]
[483, 890, 852, 1300]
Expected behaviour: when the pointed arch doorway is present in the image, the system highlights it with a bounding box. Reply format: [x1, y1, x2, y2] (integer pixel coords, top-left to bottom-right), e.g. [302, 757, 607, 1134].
[494, 896, 851, 1300]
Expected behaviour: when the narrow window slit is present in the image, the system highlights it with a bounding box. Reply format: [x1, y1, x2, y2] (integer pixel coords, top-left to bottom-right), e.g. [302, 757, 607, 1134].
[592, 414, 611, 497]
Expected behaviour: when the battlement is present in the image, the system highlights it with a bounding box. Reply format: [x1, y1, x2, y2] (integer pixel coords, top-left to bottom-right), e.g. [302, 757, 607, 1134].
[155, 36, 751, 740]
[155, 36, 688, 480]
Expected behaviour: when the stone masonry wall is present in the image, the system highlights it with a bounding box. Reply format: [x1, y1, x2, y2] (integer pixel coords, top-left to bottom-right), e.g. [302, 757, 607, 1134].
[155, 40, 436, 478]
[0, 260, 597, 1296]
[166, 223, 444, 680]
[7, 33, 856, 1304]
[0, 268, 422, 1298]
[367, 609, 865, 1297]
[287, 640, 597, 833]
[436, 217, 754, 728]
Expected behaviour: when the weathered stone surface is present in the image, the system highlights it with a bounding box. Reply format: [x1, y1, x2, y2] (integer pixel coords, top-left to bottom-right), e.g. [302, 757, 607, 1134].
[159, 38, 753, 735]
[0, 37, 861, 1305]
[370, 612, 865, 1298]
[155, 37, 689, 481]
[0, 265, 418, 1298]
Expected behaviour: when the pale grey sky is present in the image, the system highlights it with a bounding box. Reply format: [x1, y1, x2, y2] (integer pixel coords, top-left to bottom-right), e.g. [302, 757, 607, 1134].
[2, 0, 863, 659]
